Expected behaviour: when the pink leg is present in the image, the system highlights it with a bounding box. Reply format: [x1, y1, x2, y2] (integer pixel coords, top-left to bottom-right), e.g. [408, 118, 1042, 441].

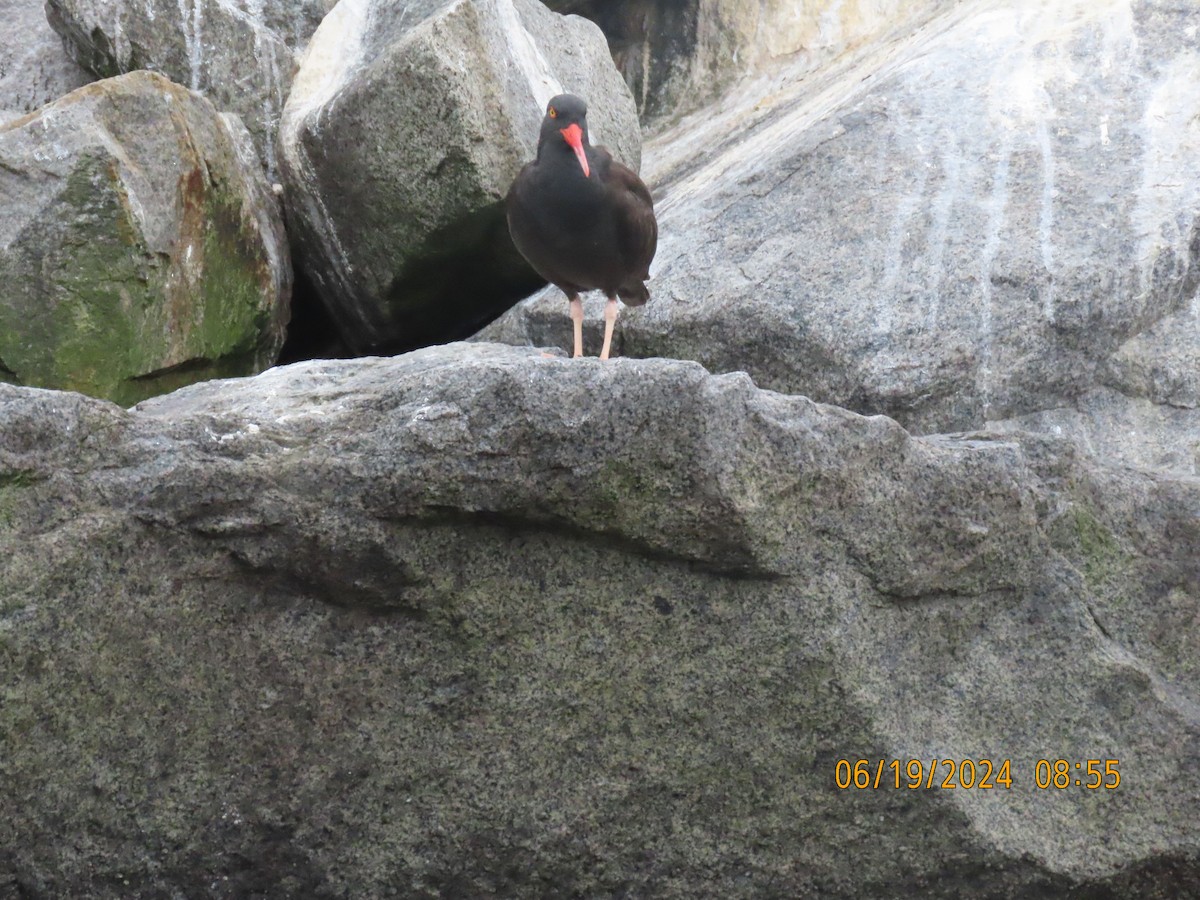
[599, 297, 618, 361]
[569, 296, 584, 358]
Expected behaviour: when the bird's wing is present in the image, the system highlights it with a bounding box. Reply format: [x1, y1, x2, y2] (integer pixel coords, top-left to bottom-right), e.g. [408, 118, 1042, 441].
[597, 149, 658, 280]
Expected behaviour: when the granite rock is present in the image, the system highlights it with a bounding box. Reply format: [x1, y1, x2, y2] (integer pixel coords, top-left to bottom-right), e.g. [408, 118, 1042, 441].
[544, 0, 956, 121]
[1, 342, 1196, 896]
[486, 0, 1200, 478]
[280, 0, 640, 353]
[0, 0, 92, 125]
[44, 0, 334, 175]
[0, 72, 290, 405]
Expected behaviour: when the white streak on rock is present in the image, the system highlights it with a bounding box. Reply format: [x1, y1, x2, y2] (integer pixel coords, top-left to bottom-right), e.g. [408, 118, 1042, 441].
[113, 9, 129, 68]
[653, 2, 985, 217]
[285, 0, 366, 136]
[493, 0, 562, 112]
[1133, 52, 1200, 296]
[177, 0, 203, 90]
[979, 143, 1012, 418]
[219, 111, 288, 296]
[640, 35, 650, 116]
[1100, 0, 1139, 73]
[281, 0, 369, 306]
[878, 154, 928, 338]
[1037, 116, 1056, 320]
[926, 142, 962, 328]
[817, 0, 845, 50]
[192, 0, 204, 89]
[242, 0, 280, 178]
[978, 4, 1067, 323]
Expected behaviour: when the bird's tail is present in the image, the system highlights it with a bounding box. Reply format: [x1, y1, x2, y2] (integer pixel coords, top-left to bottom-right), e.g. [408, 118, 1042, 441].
[617, 281, 650, 307]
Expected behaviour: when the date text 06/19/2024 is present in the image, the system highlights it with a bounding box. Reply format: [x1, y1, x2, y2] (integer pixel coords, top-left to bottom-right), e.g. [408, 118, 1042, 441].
[834, 759, 1121, 790]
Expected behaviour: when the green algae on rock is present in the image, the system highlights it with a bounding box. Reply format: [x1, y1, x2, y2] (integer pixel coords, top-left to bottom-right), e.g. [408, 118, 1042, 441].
[0, 72, 290, 406]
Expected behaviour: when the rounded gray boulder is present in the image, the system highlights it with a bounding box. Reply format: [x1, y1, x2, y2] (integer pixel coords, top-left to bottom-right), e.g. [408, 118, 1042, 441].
[0, 72, 291, 405]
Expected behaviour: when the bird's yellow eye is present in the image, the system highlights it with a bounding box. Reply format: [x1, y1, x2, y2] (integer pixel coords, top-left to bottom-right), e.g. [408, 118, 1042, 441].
[548, 106, 557, 119]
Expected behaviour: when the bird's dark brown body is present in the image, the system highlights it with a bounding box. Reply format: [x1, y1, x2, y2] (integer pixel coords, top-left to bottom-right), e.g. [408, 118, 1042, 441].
[506, 94, 657, 359]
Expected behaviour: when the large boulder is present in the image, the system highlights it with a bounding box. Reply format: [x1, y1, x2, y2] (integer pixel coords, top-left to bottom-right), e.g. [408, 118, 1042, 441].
[44, 0, 334, 175]
[0, 0, 92, 125]
[280, 0, 641, 354]
[485, 0, 1200, 475]
[1, 342, 1198, 896]
[0, 71, 290, 406]
[544, 0, 956, 121]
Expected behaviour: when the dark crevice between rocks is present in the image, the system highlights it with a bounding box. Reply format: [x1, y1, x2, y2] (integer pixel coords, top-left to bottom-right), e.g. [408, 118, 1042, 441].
[0, 357, 19, 385]
[282, 203, 545, 361]
[1079, 851, 1200, 900]
[367, 203, 547, 357]
[124, 356, 217, 383]
[855, 845, 1200, 898]
[543, 0, 703, 122]
[411, 505, 785, 581]
[277, 264, 351, 364]
[117, 349, 264, 406]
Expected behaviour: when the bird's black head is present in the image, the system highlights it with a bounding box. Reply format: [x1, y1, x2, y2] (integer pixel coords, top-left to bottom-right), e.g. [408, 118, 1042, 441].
[539, 93, 591, 178]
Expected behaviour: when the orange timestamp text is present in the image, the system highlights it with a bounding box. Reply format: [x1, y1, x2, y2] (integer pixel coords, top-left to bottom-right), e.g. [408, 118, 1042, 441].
[834, 758, 1121, 790]
[836, 758, 1013, 790]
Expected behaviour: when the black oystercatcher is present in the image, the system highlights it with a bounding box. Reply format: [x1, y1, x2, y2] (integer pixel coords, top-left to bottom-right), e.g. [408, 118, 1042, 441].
[506, 94, 658, 360]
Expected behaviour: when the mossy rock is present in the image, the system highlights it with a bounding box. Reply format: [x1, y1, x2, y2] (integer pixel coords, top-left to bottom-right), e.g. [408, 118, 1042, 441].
[0, 72, 290, 405]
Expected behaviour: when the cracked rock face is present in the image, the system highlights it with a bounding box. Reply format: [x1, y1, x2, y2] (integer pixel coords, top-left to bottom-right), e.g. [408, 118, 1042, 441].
[1, 343, 1197, 896]
[486, 0, 1200, 477]
[44, 0, 334, 175]
[280, 0, 641, 355]
[0, 71, 290, 406]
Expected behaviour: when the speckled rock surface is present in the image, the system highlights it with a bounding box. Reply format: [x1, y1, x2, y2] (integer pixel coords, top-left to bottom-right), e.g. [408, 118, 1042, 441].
[44, 0, 334, 174]
[1, 342, 1196, 897]
[0, 72, 290, 406]
[544, 0, 955, 121]
[0, 0, 92, 125]
[985, 298, 1200, 476]
[280, 0, 641, 355]
[485, 0, 1200, 478]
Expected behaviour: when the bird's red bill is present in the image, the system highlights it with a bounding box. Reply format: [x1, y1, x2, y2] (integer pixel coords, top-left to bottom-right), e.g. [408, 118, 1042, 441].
[560, 123, 590, 178]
